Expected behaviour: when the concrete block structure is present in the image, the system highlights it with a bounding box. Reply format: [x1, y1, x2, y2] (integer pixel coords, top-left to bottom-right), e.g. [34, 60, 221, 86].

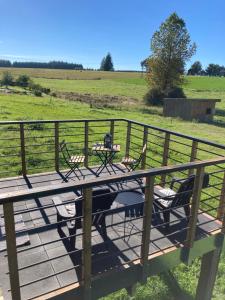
[163, 98, 220, 122]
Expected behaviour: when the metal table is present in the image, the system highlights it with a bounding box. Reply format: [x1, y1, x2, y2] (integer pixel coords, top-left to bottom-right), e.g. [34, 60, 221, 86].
[92, 144, 120, 176]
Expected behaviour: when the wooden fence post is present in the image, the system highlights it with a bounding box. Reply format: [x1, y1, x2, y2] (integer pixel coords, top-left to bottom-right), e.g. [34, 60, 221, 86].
[217, 171, 225, 221]
[125, 121, 131, 157]
[3, 202, 21, 300]
[195, 248, 222, 300]
[186, 166, 205, 248]
[161, 133, 170, 186]
[189, 140, 198, 176]
[20, 123, 26, 176]
[110, 120, 114, 145]
[84, 121, 89, 168]
[82, 187, 92, 300]
[55, 122, 59, 172]
[140, 175, 155, 283]
[141, 126, 148, 170]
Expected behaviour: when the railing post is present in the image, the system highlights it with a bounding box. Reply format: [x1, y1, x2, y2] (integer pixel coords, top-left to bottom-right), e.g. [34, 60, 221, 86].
[3, 202, 21, 300]
[189, 140, 198, 176]
[161, 132, 170, 186]
[84, 121, 89, 167]
[141, 126, 148, 170]
[140, 175, 155, 283]
[110, 120, 114, 145]
[54, 122, 59, 172]
[125, 121, 131, 157]
[186, 166, 205, 248]
[82, 187, 92, 300]
[19, 123, 26, 176]
[217, 171, 225, 222]
[195, 248, 222, 300]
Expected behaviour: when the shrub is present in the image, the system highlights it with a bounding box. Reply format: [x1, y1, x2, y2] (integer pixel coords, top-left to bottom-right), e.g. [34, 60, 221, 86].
[167, 87, 186, 98]
[144, 88, 164, 106]
[41, 87, 51, 94]
[1, 71, 14, 87]
[28, 81, 51, 96]
[51, 92, 57, 97]
[28, 82, 43, 96]
[33, 89, 42, 97]
[16, 75, 31, 88]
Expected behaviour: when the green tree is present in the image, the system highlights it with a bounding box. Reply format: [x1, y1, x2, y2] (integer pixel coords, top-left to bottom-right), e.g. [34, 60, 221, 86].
[140, 58, 149, 72]
[187, 61, 202, 75]
[146, 13, 196, 104]
[100, 53, 114, 71]
[206, 64, 223, 76]
[1, 71, 13, 88]
[100, 57, 106, 70]
[16, 74, 31, 88]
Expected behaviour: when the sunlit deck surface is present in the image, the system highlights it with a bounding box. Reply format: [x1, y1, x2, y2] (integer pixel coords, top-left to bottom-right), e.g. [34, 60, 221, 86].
[0, 165, 221, 300]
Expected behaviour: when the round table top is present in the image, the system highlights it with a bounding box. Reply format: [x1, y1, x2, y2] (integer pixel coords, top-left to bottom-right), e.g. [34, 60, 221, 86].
[114, 191, 144, 206]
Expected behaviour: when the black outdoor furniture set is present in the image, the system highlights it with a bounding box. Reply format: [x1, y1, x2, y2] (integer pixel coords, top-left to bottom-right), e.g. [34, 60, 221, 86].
[53, 173, 210, 248]
[53, 188, 118, 248]
[153, 173, 210, 229]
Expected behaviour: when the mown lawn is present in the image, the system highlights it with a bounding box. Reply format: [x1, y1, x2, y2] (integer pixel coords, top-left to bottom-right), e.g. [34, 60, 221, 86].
[1, 93, 225, 144]
[1, 73, 225, 299]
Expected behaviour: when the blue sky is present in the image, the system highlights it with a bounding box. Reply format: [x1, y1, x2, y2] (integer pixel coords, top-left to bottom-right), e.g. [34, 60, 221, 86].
[0, 0, 225, 70]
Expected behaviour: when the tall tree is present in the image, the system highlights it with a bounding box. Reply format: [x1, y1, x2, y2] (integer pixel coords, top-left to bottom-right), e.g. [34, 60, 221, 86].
[100, 57, 106, 71]
[146, 13, 196, 100]
[187, 61, 202, 75]
[100, 53, 114, 71]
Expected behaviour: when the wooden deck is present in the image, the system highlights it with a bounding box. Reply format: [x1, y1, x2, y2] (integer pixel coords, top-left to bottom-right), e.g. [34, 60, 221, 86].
[0, 165, 222, 300]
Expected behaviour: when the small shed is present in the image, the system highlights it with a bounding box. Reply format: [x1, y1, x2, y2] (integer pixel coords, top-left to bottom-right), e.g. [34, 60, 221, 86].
[163, 98, 221, 122]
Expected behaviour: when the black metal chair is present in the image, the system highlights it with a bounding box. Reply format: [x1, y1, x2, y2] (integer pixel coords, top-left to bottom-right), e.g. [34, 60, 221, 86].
[121, 144, 147, 171]
[59, 140, 85, 181]
[154, 173, 209, 229]
[53, 188, 118, 248]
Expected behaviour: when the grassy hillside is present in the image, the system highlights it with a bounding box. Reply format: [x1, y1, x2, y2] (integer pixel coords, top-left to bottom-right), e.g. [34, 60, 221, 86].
[1, 93, 225, 144]
[0, 67, 142, 80]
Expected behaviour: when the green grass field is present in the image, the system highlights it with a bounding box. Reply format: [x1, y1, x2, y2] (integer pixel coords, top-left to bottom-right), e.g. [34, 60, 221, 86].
[0, 68, 225, 299]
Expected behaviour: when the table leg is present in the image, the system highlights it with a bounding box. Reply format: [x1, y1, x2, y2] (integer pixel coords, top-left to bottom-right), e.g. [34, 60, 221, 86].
[95, 151, 107, 176]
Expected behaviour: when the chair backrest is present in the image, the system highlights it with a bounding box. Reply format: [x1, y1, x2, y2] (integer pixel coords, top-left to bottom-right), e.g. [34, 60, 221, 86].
[59, 140, 71, 164]
[75, 188, 117, 223]
[132, 143, 147, 170]
[173, 173, 209, 207]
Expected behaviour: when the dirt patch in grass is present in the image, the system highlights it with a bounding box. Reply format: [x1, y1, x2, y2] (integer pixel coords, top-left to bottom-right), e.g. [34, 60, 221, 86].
[55, 91, 139, 109]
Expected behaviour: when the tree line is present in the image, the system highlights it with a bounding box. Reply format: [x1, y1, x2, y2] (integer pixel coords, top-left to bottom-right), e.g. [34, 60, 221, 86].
[187, 61, 225, 76]
[0, 59, 83, 70]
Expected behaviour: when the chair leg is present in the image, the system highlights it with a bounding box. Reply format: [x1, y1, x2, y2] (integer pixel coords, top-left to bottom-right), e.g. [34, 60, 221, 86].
[77, 165, 85, 179]
[100, 218, 108, 242]
[184, 205, 191, 223]
[68, 224, 77, 249]
[163, 210, 170, 230]
[56, 214, 62, 228]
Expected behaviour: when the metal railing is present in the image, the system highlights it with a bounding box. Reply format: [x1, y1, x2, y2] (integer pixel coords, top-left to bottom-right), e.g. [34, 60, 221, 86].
[1, 118, 225, 299]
